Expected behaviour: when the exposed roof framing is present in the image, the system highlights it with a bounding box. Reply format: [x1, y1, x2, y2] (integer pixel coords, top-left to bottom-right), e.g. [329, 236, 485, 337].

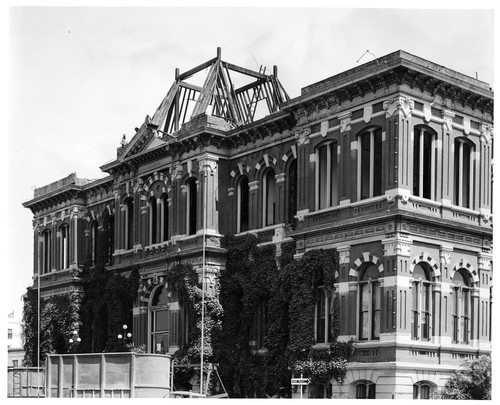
[149, 47, 290, 135]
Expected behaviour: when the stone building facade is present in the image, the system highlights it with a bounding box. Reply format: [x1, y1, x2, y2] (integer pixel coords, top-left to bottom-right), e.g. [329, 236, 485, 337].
[24, 49, 493, 399]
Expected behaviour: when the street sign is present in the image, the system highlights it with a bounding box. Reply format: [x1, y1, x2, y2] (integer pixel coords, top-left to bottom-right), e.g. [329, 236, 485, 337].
[291, 378, 310, 386]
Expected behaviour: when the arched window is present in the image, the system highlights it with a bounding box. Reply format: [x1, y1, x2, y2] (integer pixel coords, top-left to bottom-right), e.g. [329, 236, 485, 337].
[411, 264, 432, 340]
[186, 178, 197, 235]
[103, 210, 114, 265]
[263, 168, 276, 227]
[454, 139, 475, 209]
[413, 127, 436, 199]
[316, 142, 338, 209]
[41, 230, 52, 274]
[452, 269, 471, 344]
[287, 159, 297, 223]
[150, 285, 188, 354]
[355, 381, 376, 399]
[359, 264, 380, 340]
[413, 382, 433, 399]
[249, 301, 267, 350]
[237, 176, 249, 233]
[315, 287, 333, 344]
[124, 198, 134, 250]
[161, 194, 169, 242]
[59, 223, 70, 270]
[148, 197, 157, 245]
[358, 128, 382, 200]
[90, 221, 98, 266]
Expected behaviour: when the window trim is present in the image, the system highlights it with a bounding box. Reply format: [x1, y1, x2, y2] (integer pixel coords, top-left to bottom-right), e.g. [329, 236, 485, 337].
[357, 128, 382, 201]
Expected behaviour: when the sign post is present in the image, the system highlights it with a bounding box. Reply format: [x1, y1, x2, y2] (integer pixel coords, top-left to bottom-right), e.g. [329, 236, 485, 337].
[291, 374, 310, 399]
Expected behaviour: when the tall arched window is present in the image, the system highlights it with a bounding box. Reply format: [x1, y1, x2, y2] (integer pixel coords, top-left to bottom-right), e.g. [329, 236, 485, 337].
[186, 178, 197, 235]
[150, 285, 188, 354]
[237, 176, 249, 233]
[148, 197, 158, 245]
[59, 223, 70, 270]
[358, 128, 382, 200]
[41, 230, 52, 274]
[90, 221, 98, 266]
[103, 210, 114, 265]
[454, 139, 475, 209]
[287, 159, 297, 223]
[413, 127, 436, 199]
[263, 168, 276, 227]
[161, 194, 169, 242]
[359, 264, 380, 340]
[411, 264, 432, 340]
[315, 286, 333, 344]
[452, 269, 471, 344]
[125, 198, 134, 250]
[316, 142, 338, 209]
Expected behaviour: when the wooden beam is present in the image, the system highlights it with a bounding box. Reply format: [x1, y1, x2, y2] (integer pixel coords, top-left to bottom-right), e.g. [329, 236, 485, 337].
[223, 62, 268, 79]
[179, 81, 203, 92]
[177, 56, 218, 81]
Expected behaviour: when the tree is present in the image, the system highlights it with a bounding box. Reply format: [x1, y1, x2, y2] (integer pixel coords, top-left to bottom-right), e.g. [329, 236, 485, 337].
[441, 356, 491, 400]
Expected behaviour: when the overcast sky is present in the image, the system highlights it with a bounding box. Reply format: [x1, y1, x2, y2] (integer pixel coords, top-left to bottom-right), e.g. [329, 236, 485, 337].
[5, 2, 496, 316]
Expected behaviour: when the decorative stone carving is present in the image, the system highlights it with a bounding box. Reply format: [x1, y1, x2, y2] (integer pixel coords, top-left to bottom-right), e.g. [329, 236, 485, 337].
[294, 128, 311, 145]
[69, 264, 82, 278]
[339, 113, 351, 133]
[383, 96, 414, 117]
[481, 123, 493, 144]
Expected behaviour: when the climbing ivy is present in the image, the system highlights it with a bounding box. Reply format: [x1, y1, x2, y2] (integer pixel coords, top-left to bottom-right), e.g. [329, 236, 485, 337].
[213, 234, 350, 398]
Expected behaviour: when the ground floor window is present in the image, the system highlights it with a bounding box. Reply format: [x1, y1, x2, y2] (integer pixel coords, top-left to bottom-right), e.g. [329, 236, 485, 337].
[413, 382, 432, 399]
[355, 381, 375, 399]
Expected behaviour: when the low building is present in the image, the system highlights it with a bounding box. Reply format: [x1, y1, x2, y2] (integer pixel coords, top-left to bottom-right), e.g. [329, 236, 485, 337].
[23, 49, 493, 398]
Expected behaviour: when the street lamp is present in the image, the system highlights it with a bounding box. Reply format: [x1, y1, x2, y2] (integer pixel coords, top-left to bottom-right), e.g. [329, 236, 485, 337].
[118, 324, 133, 349]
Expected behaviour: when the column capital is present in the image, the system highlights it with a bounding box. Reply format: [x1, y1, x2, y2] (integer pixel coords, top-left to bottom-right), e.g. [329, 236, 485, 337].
[383, 96, 414, 117]
[197, 153, 219, 173]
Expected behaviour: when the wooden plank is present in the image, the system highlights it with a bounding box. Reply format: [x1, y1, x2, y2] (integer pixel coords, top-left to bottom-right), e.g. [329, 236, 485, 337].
[224, 62, 267, 79]
[234, 78, 266, 95]
[192, 62, 219, 116]
[179, 81, 202, 92]
[177, 57, 218, 81]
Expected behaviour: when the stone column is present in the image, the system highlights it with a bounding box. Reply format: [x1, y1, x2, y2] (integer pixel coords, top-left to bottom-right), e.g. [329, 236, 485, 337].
[275, 172, 286, 224]
[440, 110, 454, 205]
[294, 127, 311, 219]
[338, 112, 352, 204]
[248, 181, 259, 230]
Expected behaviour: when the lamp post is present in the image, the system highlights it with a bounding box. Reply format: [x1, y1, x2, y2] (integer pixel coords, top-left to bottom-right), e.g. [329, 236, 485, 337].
[117, 324, 133, 350]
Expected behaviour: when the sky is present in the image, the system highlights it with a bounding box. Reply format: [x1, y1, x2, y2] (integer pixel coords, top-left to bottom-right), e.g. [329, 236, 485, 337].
[4, 1, 496, 318]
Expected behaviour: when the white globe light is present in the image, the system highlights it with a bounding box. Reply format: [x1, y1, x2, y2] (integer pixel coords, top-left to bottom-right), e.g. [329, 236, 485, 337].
[123, 324, 128, 330]
[118, 334, 123, 339]
[127, 333, 132, 338]
[69, 339, 74, 344]
[73, 330, 78, 335]
[77, 337, 81, 342]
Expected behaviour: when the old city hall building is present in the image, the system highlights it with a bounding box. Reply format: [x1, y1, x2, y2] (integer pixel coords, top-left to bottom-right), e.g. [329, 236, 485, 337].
[24, 49, 493, 399]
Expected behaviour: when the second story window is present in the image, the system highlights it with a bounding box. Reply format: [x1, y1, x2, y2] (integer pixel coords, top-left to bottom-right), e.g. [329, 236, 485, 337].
[454, 139, 475, 209]
[124, 198, 134, 250]
[149, 197, 158, 245]
[90, 221, 98, 265]
[358, 128, 382, 201]
[161, 194, 169, 242]
[263, 168, 276, 227]
[186, 178, 197, 235]
[413, 127, 436, 199]
[237, 176, 249, 233]
[287, 159, 297, 223]
[316, 142, 338, 210]
[41, 230, 52, 274]
[59, 223, 70, 270]
[315, 287, 333, 344]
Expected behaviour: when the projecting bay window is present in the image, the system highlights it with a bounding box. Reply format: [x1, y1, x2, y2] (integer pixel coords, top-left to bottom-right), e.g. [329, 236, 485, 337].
[148, 197, 158, 245]
[452, 269, 471, 344]
[359, 264, 380, 340]
[315, 287, 333, 344]
[237, 176, 250, 233]
[454, 139, 475, 209]
[316, 143, 338, 210]
[160, 194, 169, 242]
[59, 224, 70, 270]
[413, 127, 436, 199]
[263, 168, 276, 227]
[186, 178, 197, 235]
[358, 128, 382, 201]
[411, 264, 432, 341]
